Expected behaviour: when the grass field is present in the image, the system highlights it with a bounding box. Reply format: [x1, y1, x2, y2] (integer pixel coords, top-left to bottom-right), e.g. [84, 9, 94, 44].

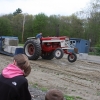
[18, 43, 24, 46]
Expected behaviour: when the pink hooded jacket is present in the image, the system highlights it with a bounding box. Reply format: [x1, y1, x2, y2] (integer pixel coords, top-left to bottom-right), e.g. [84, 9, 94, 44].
[2, 64, 24, 78]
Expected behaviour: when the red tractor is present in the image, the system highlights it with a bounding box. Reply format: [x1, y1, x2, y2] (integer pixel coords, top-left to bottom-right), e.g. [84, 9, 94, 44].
[24, 36, 77, 62]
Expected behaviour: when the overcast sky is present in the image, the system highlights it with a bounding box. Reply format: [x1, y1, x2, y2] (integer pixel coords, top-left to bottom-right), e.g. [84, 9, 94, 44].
[0, 0, 90, 16]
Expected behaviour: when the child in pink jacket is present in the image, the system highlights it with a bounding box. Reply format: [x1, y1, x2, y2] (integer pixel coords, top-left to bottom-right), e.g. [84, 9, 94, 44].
[0, 54, 31, 100]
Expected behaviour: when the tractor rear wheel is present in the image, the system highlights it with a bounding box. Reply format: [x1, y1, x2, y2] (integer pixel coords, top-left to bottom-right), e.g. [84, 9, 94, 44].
[54, 48, 64, 59]
[24, 40, 41, 60]
[68, 53, 77, 62]
[41, 52, 54, 60]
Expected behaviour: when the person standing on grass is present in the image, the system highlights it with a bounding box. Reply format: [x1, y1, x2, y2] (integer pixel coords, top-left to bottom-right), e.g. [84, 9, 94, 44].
[45, 89, 64, 100]
[0, 54, 32, 100]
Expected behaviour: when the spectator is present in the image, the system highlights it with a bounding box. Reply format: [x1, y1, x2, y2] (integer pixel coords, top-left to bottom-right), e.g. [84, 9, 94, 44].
[45, 89, 64, 100]
[0, 54, 31, 100]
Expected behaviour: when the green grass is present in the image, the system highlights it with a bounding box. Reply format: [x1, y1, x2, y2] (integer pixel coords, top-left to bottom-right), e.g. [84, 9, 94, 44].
[32, 83, 38, 88]
[40, 87, 48, 92]
[32, 83, 47, 91]
[88, 52, 95, 55]
[18, 43, 24, 46]
[97, 91, 100, 96]
[76, 96, 83, 99]
[64, 95, 75, 100]
[64, 95, 83, 100]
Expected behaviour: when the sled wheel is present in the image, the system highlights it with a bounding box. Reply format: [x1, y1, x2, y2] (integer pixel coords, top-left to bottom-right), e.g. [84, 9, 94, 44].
[41, 52, 54, 60]
[54, 48, 64, 59]
[24, 40, 41, 60]
[68, 53, 77, 62]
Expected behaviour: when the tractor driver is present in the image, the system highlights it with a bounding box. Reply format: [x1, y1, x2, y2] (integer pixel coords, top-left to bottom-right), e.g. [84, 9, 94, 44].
[36, 33, 42, 43]
[36, 33, 42, 39]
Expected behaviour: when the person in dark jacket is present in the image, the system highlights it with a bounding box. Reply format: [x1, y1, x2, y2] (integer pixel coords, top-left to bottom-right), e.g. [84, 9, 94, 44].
[0, 54, 31, 100]
[45, 89, 64, 100]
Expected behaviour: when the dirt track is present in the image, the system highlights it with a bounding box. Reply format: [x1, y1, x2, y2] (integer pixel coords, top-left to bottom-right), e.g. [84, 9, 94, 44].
[0, 54, 100, 100]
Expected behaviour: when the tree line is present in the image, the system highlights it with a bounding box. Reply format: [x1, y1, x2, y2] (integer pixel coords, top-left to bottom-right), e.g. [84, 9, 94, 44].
[0, 0, 100, 46]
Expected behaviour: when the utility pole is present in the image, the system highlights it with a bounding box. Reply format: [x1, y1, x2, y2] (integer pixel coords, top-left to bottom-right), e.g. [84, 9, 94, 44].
[56, 24, 59, 37]
[22, 13, 28, 43]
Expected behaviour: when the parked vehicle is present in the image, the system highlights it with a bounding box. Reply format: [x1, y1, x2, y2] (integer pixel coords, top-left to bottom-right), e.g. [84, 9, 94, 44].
[0, 36, 23, 56]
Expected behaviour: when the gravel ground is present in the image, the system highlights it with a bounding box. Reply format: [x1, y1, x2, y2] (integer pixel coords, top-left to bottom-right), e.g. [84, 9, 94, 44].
[29, 86, 46, 100]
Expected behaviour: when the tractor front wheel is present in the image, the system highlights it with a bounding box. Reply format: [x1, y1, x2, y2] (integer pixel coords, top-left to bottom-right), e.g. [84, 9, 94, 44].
[68, 53, 77, 62]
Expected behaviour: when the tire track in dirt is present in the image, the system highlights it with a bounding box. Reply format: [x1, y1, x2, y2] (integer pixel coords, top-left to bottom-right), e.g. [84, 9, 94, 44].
[30, 59, 100, 86]
[29, 58, 100, 100]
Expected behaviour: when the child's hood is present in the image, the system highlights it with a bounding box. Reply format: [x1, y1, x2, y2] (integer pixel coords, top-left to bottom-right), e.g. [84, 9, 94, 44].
[2, 64, 24, 78]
